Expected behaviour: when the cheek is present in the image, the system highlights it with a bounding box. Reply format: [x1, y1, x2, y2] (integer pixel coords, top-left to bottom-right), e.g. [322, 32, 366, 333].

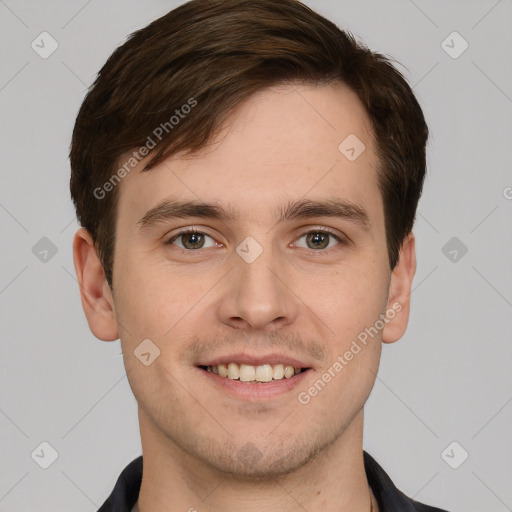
[314, 260, 389, 349]
[113, 255, 171, 341]
[324, 256, 387, 304]
[314, 266, 385, 410]
[114, 254, 215, 355]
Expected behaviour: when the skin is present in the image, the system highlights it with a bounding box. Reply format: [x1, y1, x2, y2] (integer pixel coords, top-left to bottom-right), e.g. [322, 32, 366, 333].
[73, 81, 416, 512]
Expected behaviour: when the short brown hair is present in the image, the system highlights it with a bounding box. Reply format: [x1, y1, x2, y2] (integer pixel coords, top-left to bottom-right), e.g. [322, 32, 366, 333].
[70, 0, 428, 287]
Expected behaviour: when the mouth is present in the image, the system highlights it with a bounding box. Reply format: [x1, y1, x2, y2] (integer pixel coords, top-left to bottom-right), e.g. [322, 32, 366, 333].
[198, 363, 310, 383]
[195, 358, 313, 400]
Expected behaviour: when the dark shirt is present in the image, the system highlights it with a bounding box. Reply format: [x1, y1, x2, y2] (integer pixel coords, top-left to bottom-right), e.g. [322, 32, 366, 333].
[98, 450, 450, 511]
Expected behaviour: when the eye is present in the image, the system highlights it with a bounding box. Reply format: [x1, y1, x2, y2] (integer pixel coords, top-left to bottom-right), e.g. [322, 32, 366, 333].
[294, 229, 343, 251]
[166, 228, 218, 250]
[165, 227, 345, 252]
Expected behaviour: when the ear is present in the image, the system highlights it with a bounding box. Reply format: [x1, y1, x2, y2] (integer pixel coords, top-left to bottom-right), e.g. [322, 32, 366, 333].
[72, 227, 119, 341]
[382, 232, 417, 344]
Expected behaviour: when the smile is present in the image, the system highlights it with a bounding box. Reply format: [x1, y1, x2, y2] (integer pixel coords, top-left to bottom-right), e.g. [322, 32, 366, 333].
[196, 363, 312, 400]
[199, 362, 309, 383]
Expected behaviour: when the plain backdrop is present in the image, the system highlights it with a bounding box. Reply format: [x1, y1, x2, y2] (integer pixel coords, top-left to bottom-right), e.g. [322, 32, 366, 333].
[0, 1, 511, 511]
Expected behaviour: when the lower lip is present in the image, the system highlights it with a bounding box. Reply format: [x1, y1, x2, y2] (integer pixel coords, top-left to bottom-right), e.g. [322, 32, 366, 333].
[196, 367, 312, 400]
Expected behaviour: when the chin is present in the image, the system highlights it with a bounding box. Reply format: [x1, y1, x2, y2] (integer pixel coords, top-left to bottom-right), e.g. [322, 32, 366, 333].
[196, 434, 326, 482]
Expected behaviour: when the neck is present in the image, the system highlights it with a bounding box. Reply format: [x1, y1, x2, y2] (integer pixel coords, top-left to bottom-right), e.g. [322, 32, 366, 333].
[137, 408, 375, 512]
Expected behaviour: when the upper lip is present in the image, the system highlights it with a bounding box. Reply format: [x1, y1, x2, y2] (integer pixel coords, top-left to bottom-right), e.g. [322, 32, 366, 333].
[197, 352, 313, 369]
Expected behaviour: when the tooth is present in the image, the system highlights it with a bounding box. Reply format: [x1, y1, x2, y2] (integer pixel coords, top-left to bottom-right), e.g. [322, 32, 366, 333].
[227, 362, 240, 379]
[209, 362, 302, 381]
[284, 365, 295, 378]
[217, 364, 228, 377]
[272, 364, 284, 380]
[239, 364, 256, 381]
[255, 364, 273, 382]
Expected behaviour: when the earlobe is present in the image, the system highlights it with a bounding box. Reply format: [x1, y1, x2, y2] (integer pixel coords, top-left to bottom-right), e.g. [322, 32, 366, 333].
[382, 232, 417, 344]
[72, 227, 119, 341]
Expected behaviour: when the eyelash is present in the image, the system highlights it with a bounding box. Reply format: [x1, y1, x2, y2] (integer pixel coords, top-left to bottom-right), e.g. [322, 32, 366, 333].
[165, 227, 346, 254]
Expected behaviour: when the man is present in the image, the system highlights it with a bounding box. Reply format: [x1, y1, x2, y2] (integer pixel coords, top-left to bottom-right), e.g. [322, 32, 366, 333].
[69, 0, 450, 510]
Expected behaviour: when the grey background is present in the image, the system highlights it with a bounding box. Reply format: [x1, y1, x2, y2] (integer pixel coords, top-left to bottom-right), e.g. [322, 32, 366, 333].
[0, 0, 511, 510]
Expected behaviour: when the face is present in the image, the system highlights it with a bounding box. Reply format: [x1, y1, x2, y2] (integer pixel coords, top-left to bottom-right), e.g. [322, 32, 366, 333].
[75, 81, 415, 481]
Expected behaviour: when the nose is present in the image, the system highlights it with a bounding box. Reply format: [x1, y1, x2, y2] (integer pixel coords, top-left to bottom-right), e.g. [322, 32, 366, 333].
[216, 244, 299, 332]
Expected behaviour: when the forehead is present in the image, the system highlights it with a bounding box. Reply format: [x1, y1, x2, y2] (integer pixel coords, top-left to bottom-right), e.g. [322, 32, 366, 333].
[116, 81, 382, 232]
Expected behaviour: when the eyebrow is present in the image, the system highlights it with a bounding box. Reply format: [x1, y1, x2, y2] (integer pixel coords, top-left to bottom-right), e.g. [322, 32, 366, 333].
[136, 198, 371, 232]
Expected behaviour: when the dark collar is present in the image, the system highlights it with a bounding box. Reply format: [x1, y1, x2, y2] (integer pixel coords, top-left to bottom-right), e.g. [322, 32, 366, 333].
[98, 451, 450, 511]
[363, 451, 449, 512]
